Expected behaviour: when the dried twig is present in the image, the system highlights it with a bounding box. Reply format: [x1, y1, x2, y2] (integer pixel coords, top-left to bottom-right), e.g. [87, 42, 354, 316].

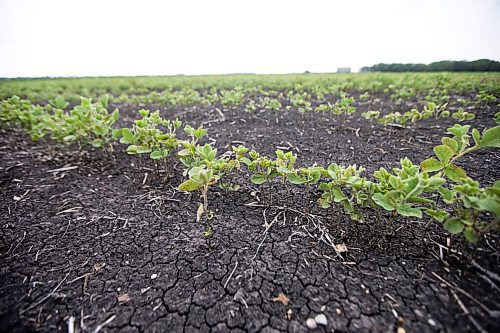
[46, 166, 78, 173]
[224, 262, 238, 289]
[431, 272, 496, 316]
[92, 315, 116, 333]
[450, 289, 487, 333]
[251, 211, 284, 260]
[21, 271, 71, 314]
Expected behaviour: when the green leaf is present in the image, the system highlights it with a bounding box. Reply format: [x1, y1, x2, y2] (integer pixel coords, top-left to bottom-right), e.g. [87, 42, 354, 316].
[433, 145, 454, 164]
[126, 145, 138, 154]
[63, 135, 77, 142]
[240, 157, 252, 166]
[439, 187, 455, 203]
[91, 139, 104, 148]
[444, 218, 464, 234]
[447, 124, 470, 137]
[475, 197, 500, 216]
[112, 109, 120, 122]
[372, 193, 395, 211]
[407, 196, 434, 204]
[444, 165, 467, 182]
[480, 126, 500, 148]
[251, 173, 267, 185]
[318, 197, 331, 209]
[288, 173, 305, 185]
[135, 145, 152, 154]
[99, 95, 109, 108]
[425, 209, 449, 222]
[179, 179, 200, 192]
[442, 137, 458, 153]
[463, 227, 480, 243]
[150, 150, 167, 159]
[120, 128, 135, 144]
[397, 204, 423, 218]
[420, 157, 443, 173]
[112, 128, 122, 140]
[330, 186, 346, 203]
[93, 125, 107, 136]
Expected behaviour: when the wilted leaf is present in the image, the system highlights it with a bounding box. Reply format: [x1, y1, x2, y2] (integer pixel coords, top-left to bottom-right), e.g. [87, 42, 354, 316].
[334, 243, 348, 253]
[94, 262, 106, 272]
[118, 293, 131, 303]
[196, 203, 204, 222]
[272, 293, 290, 305]
[179, 179, 200, 192]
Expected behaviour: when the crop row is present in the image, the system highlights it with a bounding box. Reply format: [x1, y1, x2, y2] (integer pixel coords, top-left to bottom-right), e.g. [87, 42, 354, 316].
[1, 73, 499, 106]
[1, 96, 499, 247]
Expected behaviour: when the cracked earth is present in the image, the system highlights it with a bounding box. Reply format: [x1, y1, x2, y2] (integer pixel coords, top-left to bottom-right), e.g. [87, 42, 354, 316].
[1, 94, 499, 332]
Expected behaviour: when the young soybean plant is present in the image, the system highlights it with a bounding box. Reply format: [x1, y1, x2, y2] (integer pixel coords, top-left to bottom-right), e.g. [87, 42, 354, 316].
[217, 145, 248, 191]
[288, 166, 324, 210]
[176, 124, 209, 174]
[241, 150, 280, 203]
[274, 149, 298, 186]
[420, 124, 499, 182]
[434, 178, 500, 242]
[258, 97, 283, 123]
[333, 94, 356, 115]
[420, 124, 500, 241]
[242, 150, 278, 186]
[317, 163, 371, 222]
[371, 158, 446, 222]
[114, 109, 182, 174]
[43, 96, 119, 152]
[178, 139, 239, 250]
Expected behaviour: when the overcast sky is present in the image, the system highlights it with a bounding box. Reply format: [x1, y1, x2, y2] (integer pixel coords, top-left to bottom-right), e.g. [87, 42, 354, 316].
[0, 0, 499, 77]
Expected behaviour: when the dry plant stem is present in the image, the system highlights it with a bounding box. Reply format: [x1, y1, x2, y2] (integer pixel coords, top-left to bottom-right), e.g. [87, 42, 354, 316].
[451, 290, 487, 333]
[20, 271, 71, 314]
[202, 185, 208, 214]
[252, 211, 284, 260]
[431, 272, 495, 316]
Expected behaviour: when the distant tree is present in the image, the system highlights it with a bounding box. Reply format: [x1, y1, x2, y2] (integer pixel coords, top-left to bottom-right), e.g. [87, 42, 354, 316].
[360, 59, 500, 72]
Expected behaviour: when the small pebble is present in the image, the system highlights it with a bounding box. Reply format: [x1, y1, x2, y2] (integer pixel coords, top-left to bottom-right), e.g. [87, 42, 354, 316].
[151, 273, 158, 280]
[306, 318, 317, 329]
[428, 318, 436, 326]
[315, 313, 327, 326]
[414, 309, 423, 317]
[320, 305, 326, 311]
[397, 327, 406, 333]
[336, 308, 341, 315]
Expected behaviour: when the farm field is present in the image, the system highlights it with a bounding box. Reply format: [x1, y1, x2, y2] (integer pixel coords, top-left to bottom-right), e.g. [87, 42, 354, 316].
[0, 73, 499, 332]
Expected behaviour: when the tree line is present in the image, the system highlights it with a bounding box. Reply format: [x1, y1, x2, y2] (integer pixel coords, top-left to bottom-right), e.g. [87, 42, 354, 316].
[361, 59, 500, 72]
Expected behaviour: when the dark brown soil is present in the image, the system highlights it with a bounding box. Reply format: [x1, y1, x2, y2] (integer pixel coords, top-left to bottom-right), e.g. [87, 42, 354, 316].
[1, 94, 499, 333]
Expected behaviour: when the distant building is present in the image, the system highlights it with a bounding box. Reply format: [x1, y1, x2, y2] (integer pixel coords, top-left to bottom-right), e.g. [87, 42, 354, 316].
[337, 67, 351, 73]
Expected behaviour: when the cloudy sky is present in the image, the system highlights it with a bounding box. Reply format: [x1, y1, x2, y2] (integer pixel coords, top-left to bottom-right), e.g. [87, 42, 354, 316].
[0, 0, 499, 77]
